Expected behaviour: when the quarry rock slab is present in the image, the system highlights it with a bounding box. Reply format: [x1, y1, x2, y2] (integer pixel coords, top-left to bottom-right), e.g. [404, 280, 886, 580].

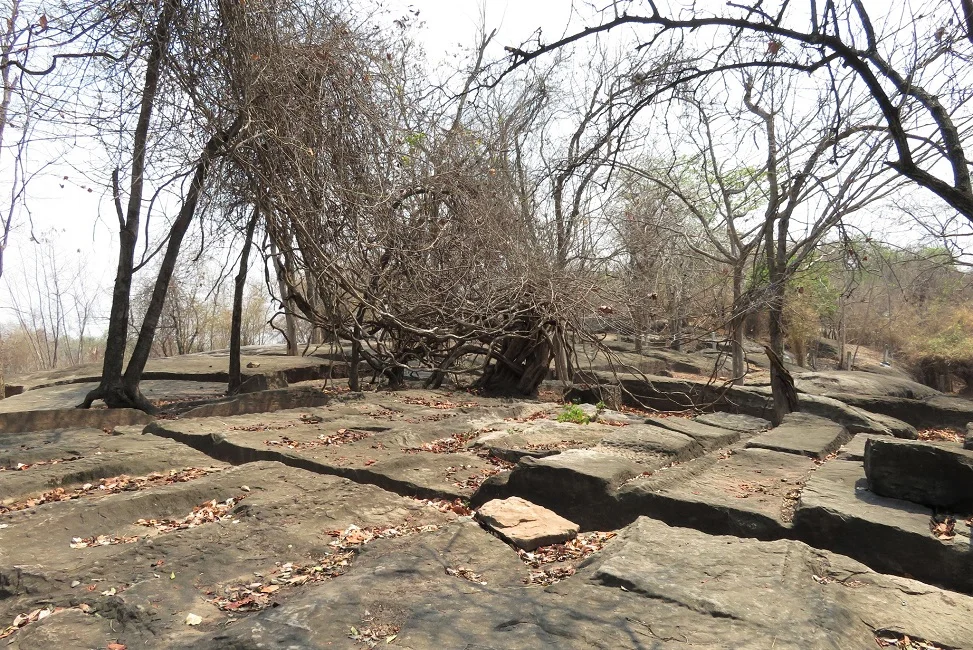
[475, 496, 579, 550]
[746, 411, 851, 459]
[617, 447, 816, 539]
[180, 517, 973, 650]
[477, 449, 646, 529]
[0, 460, 463, 650]
[472, 420, 611, 463]
[0, 407, 154, 434]
[793, 460, 972, 594]
[693, 411, 770, 433]
[794, 370, 940, 399]
[864, 437, 973, 509]
[644, 416, 741, 450]
[594, 424, 702, 465]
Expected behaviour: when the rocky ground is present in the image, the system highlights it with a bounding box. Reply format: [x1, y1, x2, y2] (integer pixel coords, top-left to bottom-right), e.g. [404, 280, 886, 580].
[2, 346, 972, 649]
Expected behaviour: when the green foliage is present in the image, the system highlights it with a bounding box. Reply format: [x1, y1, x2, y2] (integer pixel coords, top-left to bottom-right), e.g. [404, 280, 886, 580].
[557, 403, 590, 425]
[403, 131, 426, 149]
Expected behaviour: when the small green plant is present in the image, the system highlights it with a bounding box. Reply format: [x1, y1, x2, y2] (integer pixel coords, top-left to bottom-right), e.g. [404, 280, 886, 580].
[557, 403, 590, 425]
[595, 400, 607, 410]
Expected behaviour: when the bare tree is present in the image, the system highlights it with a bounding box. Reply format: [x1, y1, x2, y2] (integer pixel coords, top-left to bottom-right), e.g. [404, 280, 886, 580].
[3, 232, 100, 370]
[76, 0, 245, 411]
[497, 1, 973, 223]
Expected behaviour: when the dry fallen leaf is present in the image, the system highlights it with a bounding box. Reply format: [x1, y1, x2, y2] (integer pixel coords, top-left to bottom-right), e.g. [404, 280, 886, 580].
[930, 516, 956, 540]
[107, 643, 127, 650]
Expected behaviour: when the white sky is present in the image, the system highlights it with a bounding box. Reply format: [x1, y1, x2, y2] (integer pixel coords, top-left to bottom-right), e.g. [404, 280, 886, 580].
[0, 1, 578, 330]
[0, 0, 962, 333]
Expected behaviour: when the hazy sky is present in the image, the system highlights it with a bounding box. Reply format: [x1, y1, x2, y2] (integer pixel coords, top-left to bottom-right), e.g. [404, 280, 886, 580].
[0, 0, 954, 330]
[0, 1, 580, 324]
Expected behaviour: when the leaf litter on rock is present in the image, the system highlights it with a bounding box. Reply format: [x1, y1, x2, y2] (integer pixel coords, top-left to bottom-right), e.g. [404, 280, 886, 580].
[210, 523, 441, 613]
[400, 395, 478, 409]
[518, 531, 617, 586]
[0, 604, 94, 640]
[523, 440, 587, 452]
[1, 467, 221, 515]
[875, 630, 946, 649]
[917, 428, 964, 444]
[70, 495, 245, 548]
[350, 608, 401, 648]
[402, 430, 480, 454]
[349, 623, 400, 648]
[210, 552, 356, 612]
[0, 456, 83, 472]
[929, 515, 956, 540]
[265, 428, 370, 450]
[70, 534, 140, 549]
[474, 448, 516, 470]
[414, 498, 473, 516]
[136, 495, 246, 534]
[445, 566, 486, 584]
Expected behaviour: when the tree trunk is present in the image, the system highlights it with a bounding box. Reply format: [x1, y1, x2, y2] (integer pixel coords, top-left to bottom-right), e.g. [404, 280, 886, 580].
[766, 284, 798, 425]
[476, 321, 553, 396]
[551, 325, 572, 383]
[837, 294, 847, 369]
[766, 214, 798, 424]
[348, 338, 361, 391]
[229, 208, 260, 394]
[306, 272, 326, 345]
[271, 241, 299, 356]
[123, 116, 243, 399]
[78, 0, 177, 412]
[730, 266, 746, 384]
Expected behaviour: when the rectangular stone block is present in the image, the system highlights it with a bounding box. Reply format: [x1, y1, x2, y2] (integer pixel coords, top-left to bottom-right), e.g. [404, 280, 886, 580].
[864, 437, 973, 509]
[745, 412, 850, 459]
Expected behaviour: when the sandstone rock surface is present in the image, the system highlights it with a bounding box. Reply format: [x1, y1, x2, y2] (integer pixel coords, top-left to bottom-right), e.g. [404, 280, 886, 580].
[475, 496, 579, 550]
[864, 437, 973, 509]
[746, 411, 851, 459]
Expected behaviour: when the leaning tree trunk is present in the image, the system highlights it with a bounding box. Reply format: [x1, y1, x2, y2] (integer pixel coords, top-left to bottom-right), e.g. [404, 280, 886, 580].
[118, 116, 244, 411]
[78, 0, 176, 411]
[766, 281, 799, 425]
[229, 207, 260, 394]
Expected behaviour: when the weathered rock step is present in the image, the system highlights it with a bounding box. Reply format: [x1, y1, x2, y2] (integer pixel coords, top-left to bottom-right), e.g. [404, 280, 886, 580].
[474, 443, 810, 536]
[145, 419, 485, 502]
[474, 436, 973, 595]
[6, 345, 354, 394]
[692, 411, 770, 433]
[0, 408, 154, 435]
[472, 420, 611, 463]
[180, 386, 346, 418]
[617, 447, 816, 540]
[794, 459, 972, 595]
[0, 429, 230, 504]
[831, 393, 973, 430]
[643, 416, 742, 450]
[865, 437, 973, 510]
[1, 461, 463, 649]
[181, 516, 973, 650]
[746, 412, 851, 459]
[0, 453, 212, 505]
